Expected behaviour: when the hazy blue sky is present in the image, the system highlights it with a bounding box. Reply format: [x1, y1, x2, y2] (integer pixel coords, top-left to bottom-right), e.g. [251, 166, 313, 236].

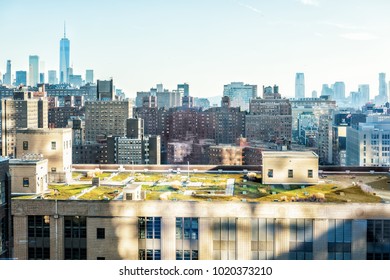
[1, 0, 390, 99]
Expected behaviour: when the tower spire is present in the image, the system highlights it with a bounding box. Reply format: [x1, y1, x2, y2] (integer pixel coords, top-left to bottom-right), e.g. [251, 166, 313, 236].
[64, 21, 66, 38]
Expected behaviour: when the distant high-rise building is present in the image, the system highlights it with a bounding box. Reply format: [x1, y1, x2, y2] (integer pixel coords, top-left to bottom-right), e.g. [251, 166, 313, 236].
[69, 75, 82, 87]
[85, 69, 94, 84]
[97, 79, 114, 100]
[321, 84, 334, 99]
[59, 24, 70, 84]
[375, 72, 388, 105]
[3, 60, 11, 85]
[85, 100, 132, 142]
[246, 88, 292, 145]
[332, 82, 345, 102]
[156, 83, 164, 93]
[28, 55, 39, 87]
[311, 90, 317, 98]
[15, 71, 27, 86]
[358, 84, 370, 104]
[295, 73, 305, 98]
[39, 73, 45, 84]
[177, 83, 189, 97]
[223, 82, 257, 111]
[1, 92, 48, 157]
[48, 70, 58, 84]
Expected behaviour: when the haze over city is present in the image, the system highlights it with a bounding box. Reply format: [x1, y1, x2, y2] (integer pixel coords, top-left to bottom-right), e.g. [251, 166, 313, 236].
[1, 0, 390, 98]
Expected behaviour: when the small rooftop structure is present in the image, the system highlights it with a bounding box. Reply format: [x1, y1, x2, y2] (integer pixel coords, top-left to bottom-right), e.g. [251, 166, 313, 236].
[123, 184, 143, 201]
[262, 151, 319, 185]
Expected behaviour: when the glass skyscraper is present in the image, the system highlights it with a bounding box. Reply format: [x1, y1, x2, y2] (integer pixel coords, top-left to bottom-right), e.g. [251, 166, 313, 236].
[295, 73, 305, 99]
[28, 55, 39, 87]
[59, 24, 70, 84]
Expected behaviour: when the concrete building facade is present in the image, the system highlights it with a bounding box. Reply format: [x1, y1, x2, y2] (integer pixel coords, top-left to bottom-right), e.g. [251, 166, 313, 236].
[15, 128, 72, 183]
[262, 151, 319, 185]
[9, 158, 48, 195]
[0, 157, 11, 259]
[1, 92, 48, 157]
[10, 199, 390, 260]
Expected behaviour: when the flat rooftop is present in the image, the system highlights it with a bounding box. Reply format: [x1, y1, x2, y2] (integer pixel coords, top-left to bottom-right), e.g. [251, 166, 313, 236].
[262, 151, 318, 158]
[12, 170, 389, 204]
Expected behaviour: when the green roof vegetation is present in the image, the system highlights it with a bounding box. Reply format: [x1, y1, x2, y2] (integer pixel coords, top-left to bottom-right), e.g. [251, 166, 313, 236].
[12, 172, 389, 203]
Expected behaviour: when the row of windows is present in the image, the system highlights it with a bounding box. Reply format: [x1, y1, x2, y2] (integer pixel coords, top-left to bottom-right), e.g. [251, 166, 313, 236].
[268, 169, 313, 178]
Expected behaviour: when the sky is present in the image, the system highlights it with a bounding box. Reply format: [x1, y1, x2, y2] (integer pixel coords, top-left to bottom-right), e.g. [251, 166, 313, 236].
[1, 0, 390, 99]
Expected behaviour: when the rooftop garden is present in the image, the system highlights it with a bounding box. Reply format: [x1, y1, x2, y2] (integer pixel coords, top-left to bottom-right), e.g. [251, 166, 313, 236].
[12, 171, 390, 203]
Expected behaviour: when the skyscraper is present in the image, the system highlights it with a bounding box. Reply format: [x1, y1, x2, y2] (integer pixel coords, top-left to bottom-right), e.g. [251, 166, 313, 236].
[178, 83, 189, 97]
[4, 60, 11, 85]
[333, 81, 345, 102]
[48, 70, 58, 84]
[85, 69, 94, 84]
[223, 82, 257, 111]
[28, 55, 39, 87]
[378, 72, 388, 103]
[295, 73, 305, 98]
[59, 23, 70, 84]
[15, 71, 27, 86]
[97, 79, 114, 100]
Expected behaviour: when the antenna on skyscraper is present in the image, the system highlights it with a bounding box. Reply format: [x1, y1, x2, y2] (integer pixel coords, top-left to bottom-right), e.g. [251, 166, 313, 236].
[64, 21, 66, 38]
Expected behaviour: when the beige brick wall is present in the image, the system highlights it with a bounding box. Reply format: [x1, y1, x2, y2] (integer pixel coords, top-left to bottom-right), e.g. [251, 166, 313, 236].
[11, 200, 390, 260]
[10, 160, 48, 194]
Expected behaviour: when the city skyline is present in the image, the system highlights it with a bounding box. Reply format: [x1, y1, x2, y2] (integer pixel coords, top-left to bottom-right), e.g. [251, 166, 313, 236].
[1, 0, 390, 99]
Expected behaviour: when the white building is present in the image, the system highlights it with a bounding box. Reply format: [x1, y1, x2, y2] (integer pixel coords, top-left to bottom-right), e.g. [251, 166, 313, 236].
[346, 119, 390, 166]
[223, 82, 257, 112]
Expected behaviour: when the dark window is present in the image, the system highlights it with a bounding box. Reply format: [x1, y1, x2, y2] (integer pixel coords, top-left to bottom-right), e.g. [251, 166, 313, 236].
[97, 257, 105, 260]
[268, 169, 273, 178]
[138, 217, 161, 239]
[23, 178, 29, 187]
[288, 169, 293, 178]
[51, 141, 56, 150]
[28, 216, 50, 260]
[97, 228, 105, 239]
[176, 218, 198, 240]
[23, 141, 28, 150]
[64, 216, 87, 260]
[308, 170, 313, 178]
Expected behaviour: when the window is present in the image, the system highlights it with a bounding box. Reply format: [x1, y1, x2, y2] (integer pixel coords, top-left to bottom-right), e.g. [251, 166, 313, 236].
[367, 220, 390, 260]
[23, 178, 29, 188]
[176, 218, 198, 240]
[328, 219, 352, 260]
[176, 250, 198, 260]
[51, 167, 56, 172]
[289, 219, 313, 260]
[64, 216, 87, 260]
[28, 216, 50, 260]
[288, 169, 294, 178]
[51, 141, 56, 150]
[308, 170, 313, 178]
[97, 228, 105, 239]
[138, 217, 161, 239]
[139, 249, 161, 260]
[268, 169, 273, 178]
[23, 141, 28, 150]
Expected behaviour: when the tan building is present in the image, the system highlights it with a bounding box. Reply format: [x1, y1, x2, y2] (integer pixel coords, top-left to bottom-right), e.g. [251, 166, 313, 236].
[1, 92, 48, 157]
[209, 145, 243, 165]
[9, 157, 48, 194]
[262, 151, 319, 185]
[11, 199, 390, 260]
[15, 128, 72, 183]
